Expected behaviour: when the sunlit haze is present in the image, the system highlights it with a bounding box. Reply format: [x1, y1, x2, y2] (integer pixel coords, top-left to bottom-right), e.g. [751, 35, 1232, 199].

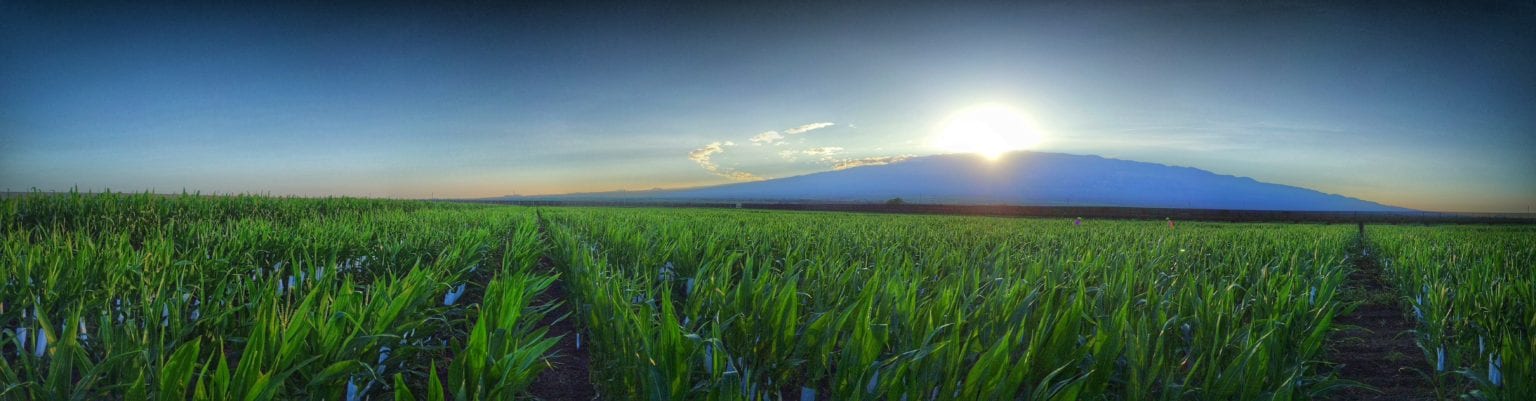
[2, 1, 1533, 212]
[932, 103, 1044, 161]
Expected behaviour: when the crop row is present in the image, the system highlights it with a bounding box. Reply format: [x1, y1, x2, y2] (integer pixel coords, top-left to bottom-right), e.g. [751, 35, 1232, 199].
[543, 208, 1355, 400]
[8, 193, 1528, 400]
[1370, 225, 1535, 399]
[0, 192, 557, 400]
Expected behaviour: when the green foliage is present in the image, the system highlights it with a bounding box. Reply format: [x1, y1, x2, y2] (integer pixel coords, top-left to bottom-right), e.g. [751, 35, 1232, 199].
[0, 192, 556, 399]
[1370, 225, 1535, 399]
[543, 208, 1359, 400]
[7, 191, 1527, 400]
[443, 273, 559, 400]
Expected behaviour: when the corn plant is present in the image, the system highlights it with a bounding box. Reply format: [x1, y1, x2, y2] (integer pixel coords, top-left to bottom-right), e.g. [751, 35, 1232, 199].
[1370, 225, 1534, 399]
[0, 192, 559, 399]
[543, 208, 1356, 400]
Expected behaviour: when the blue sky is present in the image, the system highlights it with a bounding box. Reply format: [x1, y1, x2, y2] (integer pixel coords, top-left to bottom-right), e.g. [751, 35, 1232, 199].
[2, 1, 1533, 212]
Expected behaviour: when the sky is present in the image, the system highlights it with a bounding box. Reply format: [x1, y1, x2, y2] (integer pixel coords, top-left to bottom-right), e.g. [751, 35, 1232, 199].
[2, 1, 1533, 212]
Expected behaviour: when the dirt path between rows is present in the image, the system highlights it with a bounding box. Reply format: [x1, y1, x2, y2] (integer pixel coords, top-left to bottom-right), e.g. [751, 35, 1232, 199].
[1325, 236, 1436, 400]
[527, 211, 597, 401]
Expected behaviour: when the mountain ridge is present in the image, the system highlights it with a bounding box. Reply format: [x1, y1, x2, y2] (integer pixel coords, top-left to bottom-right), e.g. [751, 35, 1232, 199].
[493, 152, 1410, 212]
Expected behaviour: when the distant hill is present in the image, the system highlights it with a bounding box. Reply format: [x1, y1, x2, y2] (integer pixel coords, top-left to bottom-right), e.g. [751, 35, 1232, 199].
[494, 152, 1411, 212]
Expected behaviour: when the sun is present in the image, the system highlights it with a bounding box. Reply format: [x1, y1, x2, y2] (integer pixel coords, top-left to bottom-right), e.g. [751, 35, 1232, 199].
[932, 103, 1043, 161]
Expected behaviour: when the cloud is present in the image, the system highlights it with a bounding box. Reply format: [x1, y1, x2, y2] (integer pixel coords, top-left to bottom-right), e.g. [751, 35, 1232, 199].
[688, 141, 764, 181]
[832, 155, 913, 170]
[690, 122, 836, 178]
[688, 141, 727, 164]
[723, 170, 761, 181]
[801, 147, 844, 157]
[749, 131, 784, 145]
[783, 122, 834, 135]
[777, 146, 845, 161]
[748, 122, 834, 145]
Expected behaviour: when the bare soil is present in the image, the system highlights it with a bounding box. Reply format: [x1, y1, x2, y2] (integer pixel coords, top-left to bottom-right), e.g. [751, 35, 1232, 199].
[1325, 239, 1437, 400]
[527, 212, 597, 401]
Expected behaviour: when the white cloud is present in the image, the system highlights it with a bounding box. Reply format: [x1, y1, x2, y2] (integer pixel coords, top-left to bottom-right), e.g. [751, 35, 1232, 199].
[749, 131, 784, 145]
[688, 141, 728, 165]
[832, 155, 913, 170]
[689, 122, 837, 179]
[783, 122, 834, 135]
[802, 147, 844, 157]
[723, 170, 761, 181]
[688, 141, 763, 181]
[777, 146, 845, 161]
[747, 122, 833, 145]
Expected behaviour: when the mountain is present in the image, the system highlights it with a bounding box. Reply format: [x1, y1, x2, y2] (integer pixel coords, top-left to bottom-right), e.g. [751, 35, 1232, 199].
[498, 152, 1410, 212]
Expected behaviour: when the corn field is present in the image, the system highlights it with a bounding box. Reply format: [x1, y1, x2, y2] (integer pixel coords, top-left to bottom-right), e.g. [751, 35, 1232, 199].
[1, 193, 1530, 400]
[542, 208, 1355, 400]
[1370, 225, 1535, 399]
[1, 192, 556, 400]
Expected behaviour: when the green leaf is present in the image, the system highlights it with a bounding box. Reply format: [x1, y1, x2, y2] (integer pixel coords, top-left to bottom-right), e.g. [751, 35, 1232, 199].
[157, 340, 201, 401]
